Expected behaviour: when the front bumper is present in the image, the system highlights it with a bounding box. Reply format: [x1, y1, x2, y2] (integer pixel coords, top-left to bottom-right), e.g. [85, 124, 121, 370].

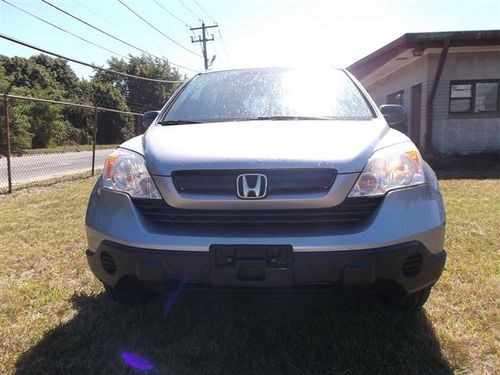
[87, 240, 446, 294]
[85, 179, 446, 294]
[86, 182, 446, 254]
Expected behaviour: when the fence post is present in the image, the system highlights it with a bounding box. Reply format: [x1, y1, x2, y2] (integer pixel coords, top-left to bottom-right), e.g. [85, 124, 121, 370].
[91, 106, 97, 176]
[3, 94, 12, 193]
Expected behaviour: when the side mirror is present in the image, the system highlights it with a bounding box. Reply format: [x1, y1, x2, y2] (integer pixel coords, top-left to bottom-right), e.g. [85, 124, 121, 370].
[142, 110, 160, 128]
[380, 104, 406, 127]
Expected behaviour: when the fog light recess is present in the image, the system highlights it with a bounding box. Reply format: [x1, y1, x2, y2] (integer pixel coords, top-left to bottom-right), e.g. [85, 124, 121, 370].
[101, 251, 117, 275]
[402, 253, 423, 278]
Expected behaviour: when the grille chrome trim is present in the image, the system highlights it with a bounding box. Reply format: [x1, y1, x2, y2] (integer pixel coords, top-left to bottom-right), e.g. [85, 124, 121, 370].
[153, 173, 360, 210]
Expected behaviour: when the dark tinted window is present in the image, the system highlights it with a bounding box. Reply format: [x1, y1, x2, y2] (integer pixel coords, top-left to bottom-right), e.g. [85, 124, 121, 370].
[163, 68, 374, 122]
[449, 80, 500, 114]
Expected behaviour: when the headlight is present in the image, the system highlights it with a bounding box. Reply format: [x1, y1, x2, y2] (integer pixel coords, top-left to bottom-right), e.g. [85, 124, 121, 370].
[101, 148, 162, 199]
[349, 142, 425, 197]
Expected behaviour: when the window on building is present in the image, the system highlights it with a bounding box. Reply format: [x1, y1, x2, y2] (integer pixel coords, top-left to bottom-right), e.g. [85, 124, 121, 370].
[387, 90, 404, 105]
[450, 80, 499, 114]
[475, 82, 498, 112]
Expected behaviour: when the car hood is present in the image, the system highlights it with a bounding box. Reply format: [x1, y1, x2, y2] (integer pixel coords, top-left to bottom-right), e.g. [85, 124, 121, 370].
[141, 119, 396, 175]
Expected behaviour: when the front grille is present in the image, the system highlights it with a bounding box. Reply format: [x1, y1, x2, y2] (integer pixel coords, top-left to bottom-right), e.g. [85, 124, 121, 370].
[132, 197, 383, 226]
[172, 169, 336, 196]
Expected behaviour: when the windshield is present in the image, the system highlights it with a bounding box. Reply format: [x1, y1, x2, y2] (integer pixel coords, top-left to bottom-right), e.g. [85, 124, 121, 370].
[161, 68, 374, 123]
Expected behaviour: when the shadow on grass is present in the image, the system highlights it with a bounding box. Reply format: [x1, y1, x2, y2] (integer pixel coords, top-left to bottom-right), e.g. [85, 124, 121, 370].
[430, 153, 500, 180]
[436, 170, 500, 180]
[15, 291, 452, 374]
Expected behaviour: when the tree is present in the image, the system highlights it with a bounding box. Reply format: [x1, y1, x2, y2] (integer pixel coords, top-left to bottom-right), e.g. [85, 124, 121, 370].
[0, 54, 91, 153]
[28, 102, 71, 148]
[0, 52, 183, 154]
[0, 64, 33, 154]
[91, 81, 134, 144]
[0, 101, 33, 154]
[94, 54, 183, 112]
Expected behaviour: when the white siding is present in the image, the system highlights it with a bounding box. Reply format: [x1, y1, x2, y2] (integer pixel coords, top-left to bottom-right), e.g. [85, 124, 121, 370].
[364, 55, 429, 148]
[429, 51, 500, 154]
[361, 49, 500, 154]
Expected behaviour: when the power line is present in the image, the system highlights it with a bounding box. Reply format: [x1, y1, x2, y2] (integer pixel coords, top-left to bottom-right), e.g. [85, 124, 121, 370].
[4, 93, 142, 115]
[40, 0, 198, 72]
[212, 41, 219, 68]
[117, 0, 201, 58]
[73, 0, 119, 29]
[191, 22, 218, 70]
[192, 0, 216, 23]
[217, 28, 231, 64]
[0, 33, 186, 83]
[189, 1, 230, 65]
[190, 29, 204, 55]
[2, 0, 130, 60]
[152, 0, 189, 26]
[177, 0, 202, 21]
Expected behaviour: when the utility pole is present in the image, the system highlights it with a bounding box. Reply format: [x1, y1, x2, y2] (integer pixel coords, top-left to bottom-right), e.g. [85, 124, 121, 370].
[190, 22, 218, 70]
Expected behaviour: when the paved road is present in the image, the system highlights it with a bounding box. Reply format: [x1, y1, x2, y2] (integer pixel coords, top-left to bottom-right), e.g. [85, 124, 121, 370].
[0, 149, 114, 190]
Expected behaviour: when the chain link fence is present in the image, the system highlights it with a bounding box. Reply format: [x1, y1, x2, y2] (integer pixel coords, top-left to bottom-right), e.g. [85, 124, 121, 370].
[1, 93, 144, 194]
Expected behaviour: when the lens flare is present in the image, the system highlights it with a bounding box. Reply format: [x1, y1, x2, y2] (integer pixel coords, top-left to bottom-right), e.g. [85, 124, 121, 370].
[163, 279, 186, 318]
[121, 352, 155, 372]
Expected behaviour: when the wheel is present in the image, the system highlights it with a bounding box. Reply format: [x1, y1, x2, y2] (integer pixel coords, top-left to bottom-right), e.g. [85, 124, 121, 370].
[378, 286, 432, 310]
[103, 283, 156, 305]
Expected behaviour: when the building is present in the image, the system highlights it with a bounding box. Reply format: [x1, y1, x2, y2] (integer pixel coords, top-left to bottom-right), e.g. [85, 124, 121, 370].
[348, 30, 500, 154]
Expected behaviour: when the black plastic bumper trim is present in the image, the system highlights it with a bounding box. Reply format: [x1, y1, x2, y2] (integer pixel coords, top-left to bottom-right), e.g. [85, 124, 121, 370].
[86, 240, 446, 294]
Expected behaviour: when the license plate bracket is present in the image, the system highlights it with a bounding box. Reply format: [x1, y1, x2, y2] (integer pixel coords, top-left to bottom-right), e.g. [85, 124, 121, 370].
[209, 245, 293, 287]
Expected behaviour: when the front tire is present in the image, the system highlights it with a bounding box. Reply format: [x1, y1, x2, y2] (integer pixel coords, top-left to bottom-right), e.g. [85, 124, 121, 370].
[103, 283, 156, 305]
[379, 286, 432, 310]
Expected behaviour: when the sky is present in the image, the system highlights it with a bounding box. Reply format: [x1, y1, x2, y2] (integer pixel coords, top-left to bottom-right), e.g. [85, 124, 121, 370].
[0, 0, 499, 79]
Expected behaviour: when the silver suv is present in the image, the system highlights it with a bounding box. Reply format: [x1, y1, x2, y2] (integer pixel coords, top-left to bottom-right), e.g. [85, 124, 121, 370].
[85, 67, 446, 309]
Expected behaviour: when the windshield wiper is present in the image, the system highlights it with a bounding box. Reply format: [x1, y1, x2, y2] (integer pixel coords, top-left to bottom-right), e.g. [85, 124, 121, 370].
[158, 116, 334, 125]
[239, 116, 333, 121]
[158, 120, 203, 125]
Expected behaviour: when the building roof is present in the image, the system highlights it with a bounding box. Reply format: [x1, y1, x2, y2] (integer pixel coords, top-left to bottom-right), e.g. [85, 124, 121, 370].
[348, 30, 500, 80]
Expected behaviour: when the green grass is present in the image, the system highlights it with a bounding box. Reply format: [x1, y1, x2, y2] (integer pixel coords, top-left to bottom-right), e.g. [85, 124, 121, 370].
[17, 144, 117, 156]
[1, 171, 100, 195]
[0, 176, 498, 374]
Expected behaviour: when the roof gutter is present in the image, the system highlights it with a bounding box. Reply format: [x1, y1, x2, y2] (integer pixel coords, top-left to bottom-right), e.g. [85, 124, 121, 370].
[425, 39, 450, 152]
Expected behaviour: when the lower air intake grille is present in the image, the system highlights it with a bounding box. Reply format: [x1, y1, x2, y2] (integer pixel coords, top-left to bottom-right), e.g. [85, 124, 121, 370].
[132, 197, 383, 226]
[101, 251, 116, 275]
[402, 253, 423, 277]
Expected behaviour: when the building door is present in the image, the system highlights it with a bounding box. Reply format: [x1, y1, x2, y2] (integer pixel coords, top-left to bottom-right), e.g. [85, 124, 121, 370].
[410, 84, 422, 148]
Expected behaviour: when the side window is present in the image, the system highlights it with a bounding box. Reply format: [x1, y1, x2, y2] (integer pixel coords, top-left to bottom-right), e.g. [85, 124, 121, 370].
[450, 80, 499, 114]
